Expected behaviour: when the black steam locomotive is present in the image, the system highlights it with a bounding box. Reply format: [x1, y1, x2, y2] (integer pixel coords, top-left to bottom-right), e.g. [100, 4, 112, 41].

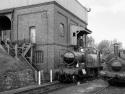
[100, 43, 125, 84]
[55, 47, 101, 83]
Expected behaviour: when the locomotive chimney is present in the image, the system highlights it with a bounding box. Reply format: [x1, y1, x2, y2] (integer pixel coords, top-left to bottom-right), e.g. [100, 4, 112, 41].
[114, 43, 119, 57]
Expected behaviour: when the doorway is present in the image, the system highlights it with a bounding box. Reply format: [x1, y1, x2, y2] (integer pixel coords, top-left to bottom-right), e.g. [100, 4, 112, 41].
[0, 16, 11, 41]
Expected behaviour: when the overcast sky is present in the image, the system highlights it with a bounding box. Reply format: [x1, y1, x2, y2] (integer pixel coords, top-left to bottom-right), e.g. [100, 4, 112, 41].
[78, 0, 125, 48]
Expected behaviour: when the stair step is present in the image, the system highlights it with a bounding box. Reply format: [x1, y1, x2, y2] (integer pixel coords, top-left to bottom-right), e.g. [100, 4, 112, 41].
[1, 41, 38, 71]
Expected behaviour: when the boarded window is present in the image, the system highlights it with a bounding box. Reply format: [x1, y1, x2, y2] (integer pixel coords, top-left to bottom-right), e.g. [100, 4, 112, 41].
[33, 50, 43, 64]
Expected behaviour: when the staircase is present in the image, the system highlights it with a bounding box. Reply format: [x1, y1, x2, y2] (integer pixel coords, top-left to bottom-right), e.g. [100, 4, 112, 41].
[22, 43, 32, 56]
[18, 55, 39, 71]
[1, 41, 16, 57]
[1, 40, 39, 71]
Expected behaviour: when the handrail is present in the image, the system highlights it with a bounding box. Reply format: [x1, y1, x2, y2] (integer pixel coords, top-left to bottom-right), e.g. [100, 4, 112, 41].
[1, 40, 15, 57]
[18, 43, 39, 71]
[22, 43, 32, 56]
[1, 40, 39, 71]
[18, 55, 39, 71]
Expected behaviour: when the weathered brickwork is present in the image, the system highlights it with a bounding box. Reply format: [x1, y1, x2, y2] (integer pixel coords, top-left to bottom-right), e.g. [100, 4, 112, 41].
[0, 49, 35, 92]
[0, 69, 34, 91]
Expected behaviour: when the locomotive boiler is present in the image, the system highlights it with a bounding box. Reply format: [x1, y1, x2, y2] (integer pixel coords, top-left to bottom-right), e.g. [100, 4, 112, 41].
[63, 51, 85, 66]
[100, 43, 125, 84]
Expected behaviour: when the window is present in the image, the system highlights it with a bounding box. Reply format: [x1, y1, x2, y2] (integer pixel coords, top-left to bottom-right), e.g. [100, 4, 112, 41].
[59, 23, 64, 36]
[29, 26, 36, 43]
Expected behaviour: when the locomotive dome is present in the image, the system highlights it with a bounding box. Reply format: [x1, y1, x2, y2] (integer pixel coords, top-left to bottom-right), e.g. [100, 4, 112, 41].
[64, 52, 75, 59]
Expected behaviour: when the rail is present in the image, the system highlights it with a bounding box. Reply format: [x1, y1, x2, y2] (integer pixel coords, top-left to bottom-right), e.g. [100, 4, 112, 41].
[2, 81, 74, 94]
[1, 81, 59, 94]
[92, 85, 110, 94]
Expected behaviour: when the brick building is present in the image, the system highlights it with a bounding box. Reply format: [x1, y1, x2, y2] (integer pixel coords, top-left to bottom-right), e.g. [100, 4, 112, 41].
[0, 0, 91, 92]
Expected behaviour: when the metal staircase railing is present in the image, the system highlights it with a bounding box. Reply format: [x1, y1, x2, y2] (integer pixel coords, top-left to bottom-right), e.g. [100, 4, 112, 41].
[17, 43, 39, 71]
[18, 55, 39, 71]
[22, 43, 32, 56]
[1, 40, 15, 57]
[1, 40, 39, 71]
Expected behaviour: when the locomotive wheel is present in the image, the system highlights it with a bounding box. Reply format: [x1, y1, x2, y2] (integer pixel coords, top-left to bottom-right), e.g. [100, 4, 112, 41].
[108, 79, 118, 85]
[57, 73, 72, 83]
[78, 69, 86, 81]
[58, 73, 67, 83]
[108, 80, 114, 85]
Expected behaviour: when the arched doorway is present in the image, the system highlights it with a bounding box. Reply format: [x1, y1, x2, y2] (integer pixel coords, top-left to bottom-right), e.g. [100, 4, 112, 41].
[0, 16, 11, 41]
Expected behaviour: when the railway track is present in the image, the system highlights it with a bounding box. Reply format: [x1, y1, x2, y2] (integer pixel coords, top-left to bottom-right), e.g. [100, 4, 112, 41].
[41, 81, 125, 94]
[92, 86, 109, 94]
[40, 83, 74, 94]
[38, 79, 100, 94]
[1, 81, 75, 94]
[90, 85, 125, 94]
[14, 82, 74, 94]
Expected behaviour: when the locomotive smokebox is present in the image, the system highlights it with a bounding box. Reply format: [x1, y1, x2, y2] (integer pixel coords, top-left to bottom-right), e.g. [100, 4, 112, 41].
[63, 51, 85, 66]
[111, 61, 122, 71]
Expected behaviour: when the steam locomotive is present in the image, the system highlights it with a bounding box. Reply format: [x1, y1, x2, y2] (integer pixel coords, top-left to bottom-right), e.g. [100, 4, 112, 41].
[55, 47, 101, 83]
[100, 43, 125, 84]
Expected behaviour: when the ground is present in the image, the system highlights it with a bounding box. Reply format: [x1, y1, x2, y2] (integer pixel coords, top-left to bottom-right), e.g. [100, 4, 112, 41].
[49, 79, 108, 94]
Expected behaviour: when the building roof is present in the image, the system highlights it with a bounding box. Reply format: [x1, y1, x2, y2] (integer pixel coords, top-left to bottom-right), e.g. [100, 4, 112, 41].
[0, 0, 88, 23]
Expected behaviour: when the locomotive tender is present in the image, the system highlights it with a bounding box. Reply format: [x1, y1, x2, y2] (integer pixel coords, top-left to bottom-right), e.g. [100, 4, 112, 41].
[100, 43, 125, 84]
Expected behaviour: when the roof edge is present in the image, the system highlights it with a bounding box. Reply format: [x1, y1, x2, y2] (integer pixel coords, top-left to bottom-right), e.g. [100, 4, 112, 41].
[75, 0, 88, 11]
[0, 0, 88, 24]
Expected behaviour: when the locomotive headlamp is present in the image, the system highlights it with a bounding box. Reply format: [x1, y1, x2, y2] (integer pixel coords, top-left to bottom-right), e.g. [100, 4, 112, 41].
[79, 47, 85, 52]
[80, 48, 84, 52]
